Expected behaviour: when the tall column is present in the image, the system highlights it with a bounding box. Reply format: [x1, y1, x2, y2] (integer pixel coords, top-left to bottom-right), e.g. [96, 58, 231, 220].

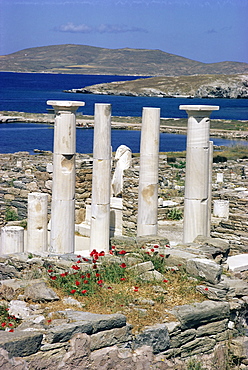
[47, 100, 85, 254]
[90, 104, 111, 253]
[179, 105, 219, 243]
[207, 140, 213, 237]
[137, 107, 160, 236]
[1, 226, 24, 254]
[27, 192, 48, 253]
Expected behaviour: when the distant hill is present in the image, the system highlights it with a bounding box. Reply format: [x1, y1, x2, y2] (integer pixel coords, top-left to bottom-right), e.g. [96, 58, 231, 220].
[65, 74, 248, 99]
[0, 44, 247, 76]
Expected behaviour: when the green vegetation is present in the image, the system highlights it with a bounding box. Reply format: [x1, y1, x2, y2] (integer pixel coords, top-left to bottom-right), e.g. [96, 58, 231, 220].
[5, 207, 18, 221]
[0, 304, 21, 331]
[167, 208, 183, 220]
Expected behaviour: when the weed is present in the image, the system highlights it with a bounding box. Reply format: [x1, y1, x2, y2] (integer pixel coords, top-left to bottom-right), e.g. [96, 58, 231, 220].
[5, 207, 18, 221]
[186, 357, 205, 370]
[167, 208, 183, 220]
[0, 304, 21, 331]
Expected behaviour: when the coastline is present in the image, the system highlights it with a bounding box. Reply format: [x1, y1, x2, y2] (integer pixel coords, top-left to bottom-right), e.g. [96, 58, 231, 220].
[0, 111, 247, 141]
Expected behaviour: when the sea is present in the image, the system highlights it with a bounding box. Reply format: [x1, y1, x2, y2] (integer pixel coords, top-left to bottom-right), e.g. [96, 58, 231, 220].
[0, 71, 248, 154]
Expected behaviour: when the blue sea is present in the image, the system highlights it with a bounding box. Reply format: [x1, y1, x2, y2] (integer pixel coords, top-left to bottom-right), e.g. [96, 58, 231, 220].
[0, 72, 247, 154]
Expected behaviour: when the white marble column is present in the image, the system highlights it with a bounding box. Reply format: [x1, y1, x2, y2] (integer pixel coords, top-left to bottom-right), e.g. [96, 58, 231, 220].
[47, 100, 85, 254]
[207, 141, 213, 237]
[179, 105, 219, 243]
[1, 226, 24, 254]
[137, 107, 160, 236]
[90, 104, 111, 253]
[27, 192, 48, 253]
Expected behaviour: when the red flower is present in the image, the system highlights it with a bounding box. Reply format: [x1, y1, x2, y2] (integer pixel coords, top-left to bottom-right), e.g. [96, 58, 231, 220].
[81, 275, 85, 279]
[159, 254, 165, 258]
[166, 244, 170, 248]
[83, 280, 89, 284]
[97, 280, 103, 285]
[163, 279, 168, 283]
[47, 319, 52, 323]
[8, 323, 13, 327]
[120, 278, 126, 281]
[133, 287, 139, 292]
[154, 245, 159, 248]
[72, 265, 80, 270]
[204, 287, 209, 291]
[9, 329, 14, 332]
[109, 251, 113, 255]
[70, 289, 76, 294]
[76, 260, 81, 263]
[81, 290, 87, 294]
[120, 263, 126, 268]
[111, 246, 116, 250]
[75, 281, 80, 286]
[92, 264, 97, 269]
[86, 273, 91, 278]
[119, 250, 126, 255]
[107, 286, 112, 289]
[96, 273, 100, 277]
[83, 257, 89, 262]
[77, 255, 81, 258]
[145, 251, 150, 255]
[178, 264, 182, 267]
[150, 248, 155, 252]
[47, 269, 53, 273]
[50, 276, 57, 280]
[99, 251, 105, 256]
[60, 273, 67, 277]
[1, 322, 6, 327]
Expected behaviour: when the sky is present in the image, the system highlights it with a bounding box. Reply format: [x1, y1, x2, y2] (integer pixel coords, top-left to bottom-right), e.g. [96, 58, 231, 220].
[0, 0, 247, 64]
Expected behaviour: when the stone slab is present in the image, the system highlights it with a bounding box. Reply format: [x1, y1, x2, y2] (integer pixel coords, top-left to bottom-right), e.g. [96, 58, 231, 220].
[227, 254, 248, 272]
[0, 331, 43, 357]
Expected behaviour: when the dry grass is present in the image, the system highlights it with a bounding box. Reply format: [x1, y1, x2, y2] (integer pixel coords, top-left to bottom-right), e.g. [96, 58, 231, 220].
[43, 266, 205, 334]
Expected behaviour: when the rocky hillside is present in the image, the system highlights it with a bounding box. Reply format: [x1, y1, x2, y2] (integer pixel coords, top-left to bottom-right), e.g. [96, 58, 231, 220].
[0, 44, 248, 76]
[65, 74, 248, 99]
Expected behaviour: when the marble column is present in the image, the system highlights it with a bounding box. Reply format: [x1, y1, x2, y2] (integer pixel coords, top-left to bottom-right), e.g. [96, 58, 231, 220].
[90, 103, 111, 253]
[179, 105, 219, 243]
[47, 100, 85, 254]
[207, 141, 213, 237]
[1, 226, 24, 254]
[137, 107, 160, 236]
[27, 192, 48, 253]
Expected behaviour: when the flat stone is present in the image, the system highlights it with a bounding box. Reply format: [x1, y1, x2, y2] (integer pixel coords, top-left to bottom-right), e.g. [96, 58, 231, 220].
[196, 319, 228, 337]
[196, 285, 227, 300]
[186, 258, 222, 284]
[127, 261, 154, 275]
[24, 281, 59, 302]
[0, 330, 43, 357]
[227, 254, 248, 272]
[45, 322, 93, 343]
[171, 300, 230, 329]
[139, 270, 165, 282]
[222, 276, 248, 297]
[8, 300, 33, 319]
[90, 324, 132, 351]
[57, 311, 126, 333]
[180, 337, 216, 357]
[170, 328, 196, 348]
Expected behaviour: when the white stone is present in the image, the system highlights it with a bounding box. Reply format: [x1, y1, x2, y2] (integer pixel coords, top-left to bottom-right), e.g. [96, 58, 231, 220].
[112, 145, 132, 196]
[1, 226, 24, 254]
[137, 107, 160, 236]
[216, 173, 224, 183]
[27, 192, 48, 253]
[180, 105, 219, 243]
[46, 163, 53, 173]
[227, 254, 248, 272]
[213, 200, 229, 220]
[8, 300, 31, 319]
[90, 104, 111, 253]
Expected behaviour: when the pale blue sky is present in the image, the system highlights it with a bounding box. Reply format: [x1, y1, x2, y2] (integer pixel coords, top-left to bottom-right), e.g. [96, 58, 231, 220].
[1, 0, 247, 63]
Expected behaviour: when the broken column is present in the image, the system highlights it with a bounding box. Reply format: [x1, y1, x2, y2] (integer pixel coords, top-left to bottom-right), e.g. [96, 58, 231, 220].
[137, 107, 160, 236]
[90, 103, 112, 253]
[179, 105, 219, 243]
[1, 226, 24, 254]
[27, 192, 48, 253]
[47, 100, 85, 254]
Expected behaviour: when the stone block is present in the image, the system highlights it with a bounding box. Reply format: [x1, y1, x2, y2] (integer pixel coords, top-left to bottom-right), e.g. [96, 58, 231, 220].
[45, 322, 93, 343]
[57, 311, 127, 334]
[171, 301, 230, 329]
[90, 324, 132, 351]
[170, 328, 196, 348]
[24, 281, 59, 302]
[139, 270, 165, 282]
[186, 258, 222, 284]
[127, 261, 154, 275]
[196, 319, 228, 337]
[133, 323, 170, 354]
[180, 337, 216, 357]
[0, 331, 43, 357]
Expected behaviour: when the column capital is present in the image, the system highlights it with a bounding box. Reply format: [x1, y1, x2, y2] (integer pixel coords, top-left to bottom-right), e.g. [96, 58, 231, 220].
[179, 105, 219, 116]
[47, 100, 85, 112]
